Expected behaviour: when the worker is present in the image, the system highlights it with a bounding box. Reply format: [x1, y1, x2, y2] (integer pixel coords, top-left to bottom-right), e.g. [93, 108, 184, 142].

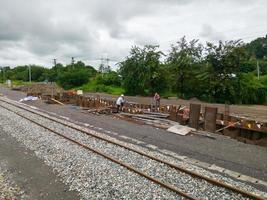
[116, 94, 125, 112]
[154, 92, 160, 111]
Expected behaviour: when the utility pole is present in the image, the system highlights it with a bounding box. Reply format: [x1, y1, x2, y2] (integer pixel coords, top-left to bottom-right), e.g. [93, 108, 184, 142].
[28, 65, 32, 83]
[99, 55, 111, 75]
[71, 57, 75, 69]
[257, 60, 260, 80]
[105, 58, 110, 71]
[99, 57, 104, 76]
[100, 57, 103, 70]
[53, 58, 57, 66]
[0, 67, 3, 83]
[3, 67, 5, 83]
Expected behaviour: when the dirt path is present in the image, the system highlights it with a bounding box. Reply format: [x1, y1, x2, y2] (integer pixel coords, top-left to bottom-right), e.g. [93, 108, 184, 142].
[0, 129, 79, 200]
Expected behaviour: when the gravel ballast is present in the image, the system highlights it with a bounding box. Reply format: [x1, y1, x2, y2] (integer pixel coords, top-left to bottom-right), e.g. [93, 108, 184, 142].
[0, 99, 266, 199]
[0, 105, 181, 200]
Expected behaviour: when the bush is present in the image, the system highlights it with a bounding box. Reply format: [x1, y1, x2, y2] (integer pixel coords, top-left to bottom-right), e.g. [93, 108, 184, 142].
[96, 72, 121, 86]
[238, 73, 267, 104]
[58, 70, 89, 89]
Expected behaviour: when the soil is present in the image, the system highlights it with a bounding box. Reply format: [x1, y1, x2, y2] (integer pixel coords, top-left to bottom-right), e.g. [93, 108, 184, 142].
[12, 83, 64, 96]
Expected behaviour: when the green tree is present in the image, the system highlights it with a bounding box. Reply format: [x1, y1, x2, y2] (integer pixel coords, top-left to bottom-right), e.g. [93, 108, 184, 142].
[119, 45, 164, 95]
[96, 71, 121, 86]
[58, 70, 90, 89]
[47, 63, 64, 82]
[47, 61, 97, 86]
[166, 36, 203, 98]
[56, 61, 97, 89]
[239, 73, 266, 104]
[4, 65, 47, 82]
[205, 40, 247, 103]
[0, 66, 10, 83]
[245, 35, 267, 59]
[28, 65, 47, 81]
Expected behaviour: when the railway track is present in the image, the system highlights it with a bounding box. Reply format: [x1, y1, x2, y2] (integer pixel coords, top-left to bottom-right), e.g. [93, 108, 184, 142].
[0, 97, 266, 200]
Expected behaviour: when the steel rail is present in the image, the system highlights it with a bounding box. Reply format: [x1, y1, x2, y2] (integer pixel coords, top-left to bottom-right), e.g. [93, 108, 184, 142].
[0, 98, 266, 200]
[0, 103, 197, 200]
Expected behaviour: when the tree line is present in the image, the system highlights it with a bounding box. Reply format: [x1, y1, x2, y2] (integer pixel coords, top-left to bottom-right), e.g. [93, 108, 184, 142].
[119, 36, 267, 104]
[0, 35, 267, 104]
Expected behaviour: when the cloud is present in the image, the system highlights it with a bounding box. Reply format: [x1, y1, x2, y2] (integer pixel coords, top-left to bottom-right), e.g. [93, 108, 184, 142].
[199, 24, 226, 42]
[0, 0, 267, 68]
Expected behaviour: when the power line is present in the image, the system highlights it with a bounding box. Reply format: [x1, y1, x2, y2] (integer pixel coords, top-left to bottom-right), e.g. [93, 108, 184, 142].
[99, 55, 111, 73]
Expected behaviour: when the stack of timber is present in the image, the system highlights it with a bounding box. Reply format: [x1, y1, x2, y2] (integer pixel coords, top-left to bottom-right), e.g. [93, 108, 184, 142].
[119, 112, 179, 129]
[82, 106, 117, 115]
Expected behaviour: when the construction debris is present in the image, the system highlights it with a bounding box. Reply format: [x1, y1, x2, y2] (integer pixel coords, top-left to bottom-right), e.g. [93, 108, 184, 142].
[215, 121, 239, 132]
[19, 96, 39, 102]
[10, 84, 267, 146]
[83, 107, 116, 115]
[142, 111, 169, 118]
[167, 125, 195, 136]
[51, 98, 65, 106]
[120, 113, 179, 129]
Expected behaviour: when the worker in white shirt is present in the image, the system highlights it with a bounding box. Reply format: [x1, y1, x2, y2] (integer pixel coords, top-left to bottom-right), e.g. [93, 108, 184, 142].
[116, 94, 125, 112]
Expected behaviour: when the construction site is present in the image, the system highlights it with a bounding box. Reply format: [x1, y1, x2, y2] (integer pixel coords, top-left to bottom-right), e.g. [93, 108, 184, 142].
[13, 82, 267, 146]
[0, 83, 266, 200]
[1, 0, 267, 198]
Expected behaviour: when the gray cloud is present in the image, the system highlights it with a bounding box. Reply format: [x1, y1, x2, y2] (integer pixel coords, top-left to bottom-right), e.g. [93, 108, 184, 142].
[0, 0, 267, 68]
[199, 24, 226, 42]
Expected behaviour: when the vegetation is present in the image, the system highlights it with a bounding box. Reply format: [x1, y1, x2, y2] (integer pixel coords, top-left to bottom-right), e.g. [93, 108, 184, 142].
[77, 78, 125, 95]
[0, 35, 267, 104]
[119, 36, 267, 104]
[119, 45, 166, 95]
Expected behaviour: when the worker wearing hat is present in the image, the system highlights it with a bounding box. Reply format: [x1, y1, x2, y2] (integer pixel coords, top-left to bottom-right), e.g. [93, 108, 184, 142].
[116, 94, 125, 112]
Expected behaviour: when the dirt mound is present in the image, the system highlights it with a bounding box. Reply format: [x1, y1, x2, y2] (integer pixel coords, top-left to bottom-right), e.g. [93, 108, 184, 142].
[13, 83, 64, 95]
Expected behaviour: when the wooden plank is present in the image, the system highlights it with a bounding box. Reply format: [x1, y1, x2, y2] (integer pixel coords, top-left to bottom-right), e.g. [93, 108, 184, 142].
[51, 98, 65, 105]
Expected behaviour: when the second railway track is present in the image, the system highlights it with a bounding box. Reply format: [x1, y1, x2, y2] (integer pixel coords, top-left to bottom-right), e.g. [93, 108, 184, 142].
[0, 97, 266, 200]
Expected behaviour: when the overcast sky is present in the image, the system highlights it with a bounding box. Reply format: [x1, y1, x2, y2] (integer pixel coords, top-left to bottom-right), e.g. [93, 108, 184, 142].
[0, 0, 267, 69]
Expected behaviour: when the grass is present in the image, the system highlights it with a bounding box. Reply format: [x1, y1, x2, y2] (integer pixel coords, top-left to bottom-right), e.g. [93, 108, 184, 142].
[0, 80, 34, 86]
[12, 80, 34, 86]
[77, 79, 125, 95]
[160, 91, 177, 99]
[77, 79, 178, 97]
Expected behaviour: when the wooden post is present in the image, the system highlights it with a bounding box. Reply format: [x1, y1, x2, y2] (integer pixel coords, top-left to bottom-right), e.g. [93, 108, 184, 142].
[189, 104, 201, 129]
[204, 107, 218, 132]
